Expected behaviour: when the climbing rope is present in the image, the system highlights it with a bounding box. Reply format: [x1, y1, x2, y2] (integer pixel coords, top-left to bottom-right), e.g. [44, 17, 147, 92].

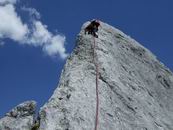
[93, 36, 99, 130]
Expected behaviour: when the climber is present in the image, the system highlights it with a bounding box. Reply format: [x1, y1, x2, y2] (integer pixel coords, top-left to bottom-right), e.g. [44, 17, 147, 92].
[85, 20, 100, 38]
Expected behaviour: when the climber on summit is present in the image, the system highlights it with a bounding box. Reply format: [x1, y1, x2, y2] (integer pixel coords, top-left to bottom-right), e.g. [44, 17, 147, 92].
[85, 20, 100, 38]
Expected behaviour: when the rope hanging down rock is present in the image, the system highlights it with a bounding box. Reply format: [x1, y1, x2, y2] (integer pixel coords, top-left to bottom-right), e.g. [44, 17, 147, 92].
[93, 36, 99, 130]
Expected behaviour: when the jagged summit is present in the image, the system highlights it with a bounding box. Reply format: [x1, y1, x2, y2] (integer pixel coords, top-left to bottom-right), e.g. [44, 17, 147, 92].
[1, 21, 173, 130]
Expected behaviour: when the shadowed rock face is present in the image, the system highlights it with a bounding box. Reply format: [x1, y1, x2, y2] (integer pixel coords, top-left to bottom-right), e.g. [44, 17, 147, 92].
[1, 21, 173, 130]
[0, 101, 36, 130]
[5, 101, 36, 118]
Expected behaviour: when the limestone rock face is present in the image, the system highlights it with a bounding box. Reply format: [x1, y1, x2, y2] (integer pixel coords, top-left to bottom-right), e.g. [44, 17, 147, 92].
[0, 101, 36, 130]
[38, 21, 173, 130]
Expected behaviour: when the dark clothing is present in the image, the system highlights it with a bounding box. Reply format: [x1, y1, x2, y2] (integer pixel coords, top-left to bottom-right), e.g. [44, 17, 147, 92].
[91, 20, 100, 28]
[85, 20, 100, 38]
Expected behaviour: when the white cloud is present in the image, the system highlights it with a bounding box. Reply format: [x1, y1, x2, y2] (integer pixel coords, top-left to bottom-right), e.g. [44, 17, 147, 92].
[21, 7, 41, 19]
[0, 0, 17, 4]
[0, 1, 68, 59]
[0, 4, 29, 41]
[29, 21, 52, 46]
[27, 21, 68, 59]
[43, 35, 67, 59]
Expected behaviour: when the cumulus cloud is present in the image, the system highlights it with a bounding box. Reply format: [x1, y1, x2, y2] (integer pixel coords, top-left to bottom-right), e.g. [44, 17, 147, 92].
[43, 35, 67, 59]
[0, 0, 68, 59]
[29, 21, 52, 46]
[0, 0, 17, 4]
[0, 4, 28, 41]
[21, 6, 41, 19]
[27, 21, 68, 58]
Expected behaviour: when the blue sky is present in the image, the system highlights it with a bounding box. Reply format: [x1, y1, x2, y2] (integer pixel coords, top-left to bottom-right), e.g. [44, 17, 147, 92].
[0, 0, 173, 117]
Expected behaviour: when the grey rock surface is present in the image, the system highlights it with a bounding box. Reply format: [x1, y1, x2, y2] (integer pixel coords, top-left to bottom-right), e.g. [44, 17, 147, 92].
[0, 101, 36, 130]
[38, 21, 173, 130]
[1, 21, 173, 130]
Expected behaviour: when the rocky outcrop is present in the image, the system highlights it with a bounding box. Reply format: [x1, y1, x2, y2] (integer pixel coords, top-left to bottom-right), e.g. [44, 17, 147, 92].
[0, 101, 36, 130]
[1, 21, 173, 130]
[38, 21, 173, 130]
